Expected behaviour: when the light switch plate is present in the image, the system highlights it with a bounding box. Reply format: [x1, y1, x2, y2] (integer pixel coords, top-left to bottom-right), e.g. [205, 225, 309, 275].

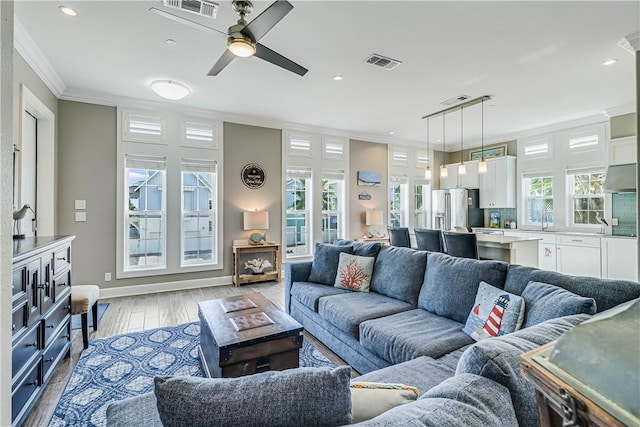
[612, 218, 619, 226]
[75, 211, 87, 222]
[75, 199, 86, 210]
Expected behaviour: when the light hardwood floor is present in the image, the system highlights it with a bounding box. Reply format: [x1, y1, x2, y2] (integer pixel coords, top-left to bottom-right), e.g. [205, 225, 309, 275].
[23, 281, 350, 427]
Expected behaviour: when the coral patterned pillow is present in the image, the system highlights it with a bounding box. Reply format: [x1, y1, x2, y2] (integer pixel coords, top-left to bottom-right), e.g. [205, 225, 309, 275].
[334, 253, 375, 292]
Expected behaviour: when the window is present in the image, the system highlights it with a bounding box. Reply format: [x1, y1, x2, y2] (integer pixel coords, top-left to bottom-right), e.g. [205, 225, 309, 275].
[285, 168, 312, 256]
[524, 175, 554, 226]
[569, 170, 605, 225]
[125, 155, 166, 270]
[321, 170, 345, 243]
[123, 114, 165, 143]
[414, 180, 430, 228]
[181, 161, 216, 266]
[389, 175, 408, 227]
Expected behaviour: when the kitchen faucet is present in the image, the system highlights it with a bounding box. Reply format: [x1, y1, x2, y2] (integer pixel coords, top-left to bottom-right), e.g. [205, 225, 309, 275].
[541, 210, 549, 231]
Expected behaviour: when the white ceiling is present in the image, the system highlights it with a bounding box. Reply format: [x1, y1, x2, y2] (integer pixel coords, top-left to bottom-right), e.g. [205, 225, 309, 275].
[14, 1, 639, 150]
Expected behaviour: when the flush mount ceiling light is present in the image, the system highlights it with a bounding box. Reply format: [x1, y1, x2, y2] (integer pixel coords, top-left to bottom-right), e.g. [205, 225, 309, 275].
[59, 5, 77, 16]
[333, 75, 344, 81]
[602, 58, 617, 66]
[228, 38, 256, 57]
[149, 80, 190, 100]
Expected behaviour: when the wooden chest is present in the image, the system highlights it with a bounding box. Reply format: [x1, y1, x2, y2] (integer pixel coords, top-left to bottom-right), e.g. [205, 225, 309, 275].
[198, 292, 303, 378]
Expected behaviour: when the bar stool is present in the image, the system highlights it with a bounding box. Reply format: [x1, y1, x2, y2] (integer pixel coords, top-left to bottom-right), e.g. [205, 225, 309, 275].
[442, 231, 479, 259]
[387, 227, 411, 247]
[414, 228, 444, 252]
[71, 285, 100, 349]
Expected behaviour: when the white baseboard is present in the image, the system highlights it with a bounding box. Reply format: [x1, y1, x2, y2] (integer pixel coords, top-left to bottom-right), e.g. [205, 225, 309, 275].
[98, 276, 233, 299]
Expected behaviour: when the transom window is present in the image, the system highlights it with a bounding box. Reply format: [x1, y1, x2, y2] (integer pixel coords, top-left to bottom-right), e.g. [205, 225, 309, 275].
[569, 171, 605, 225]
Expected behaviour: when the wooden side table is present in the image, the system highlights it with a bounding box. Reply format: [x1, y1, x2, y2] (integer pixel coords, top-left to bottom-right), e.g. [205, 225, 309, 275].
[355, 236, 390, 245]
[232, 243, 281, 287]
[520, 342, 630, 427]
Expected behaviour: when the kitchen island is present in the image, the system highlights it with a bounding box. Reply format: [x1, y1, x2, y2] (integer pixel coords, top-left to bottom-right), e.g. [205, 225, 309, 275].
[476, 233, 540, 266]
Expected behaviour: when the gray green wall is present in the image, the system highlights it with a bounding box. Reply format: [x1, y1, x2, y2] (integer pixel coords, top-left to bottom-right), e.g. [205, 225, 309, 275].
[348, 139, 387, 239]
[444, 140, 517, 164]
[611, 112, 637, 138]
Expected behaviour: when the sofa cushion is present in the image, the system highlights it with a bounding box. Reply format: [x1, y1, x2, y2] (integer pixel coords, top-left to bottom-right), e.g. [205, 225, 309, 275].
[154, 366, 353, 427]
[350, 382, 419, 423]
[106, 392, 162, 427]
[334, 239, 382, 258]
[370, 246, 428, 305]
[360, 309, 475, 364]
[290, 281, 351, 312]
[354, 355, 456, 396]
[463, 281, 525, 341]
[504, 264, 640, 312]
[308, 243, 354, 286]
[456, 314, 590, 427]
[419, 253, 509, 323]
[318, 293, 414, 339]
[521, 281, 596, 328]
[355, 374, 518, 427]
[334, 253, 375, 292]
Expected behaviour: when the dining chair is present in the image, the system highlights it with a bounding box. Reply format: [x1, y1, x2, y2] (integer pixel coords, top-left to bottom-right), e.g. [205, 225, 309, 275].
[414, 228, 444, 252]
[442, 231, 479, 259]
[387, 227, 411, 248]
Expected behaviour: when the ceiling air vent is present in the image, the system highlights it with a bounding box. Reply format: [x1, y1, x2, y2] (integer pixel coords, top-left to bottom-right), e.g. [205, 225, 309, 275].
[364, 54, 402, 70]
[440, 95, 470, 106]
[163, 0, 218, 18]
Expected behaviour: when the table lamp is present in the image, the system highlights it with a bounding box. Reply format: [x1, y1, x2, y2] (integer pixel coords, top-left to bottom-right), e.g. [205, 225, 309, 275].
[244, 210, 269, 245]
[365, 210, 384, 238]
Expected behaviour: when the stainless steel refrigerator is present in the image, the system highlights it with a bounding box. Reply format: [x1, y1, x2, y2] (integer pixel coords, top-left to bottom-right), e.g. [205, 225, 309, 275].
[432, 188, 484, 231]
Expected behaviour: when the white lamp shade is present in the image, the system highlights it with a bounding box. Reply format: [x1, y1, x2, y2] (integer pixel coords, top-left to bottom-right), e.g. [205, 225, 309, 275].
[478, 160, 488, 173]
[458, 163, 467, 175]
[243, 211, 269, 230]
[365, 210, 384, 226]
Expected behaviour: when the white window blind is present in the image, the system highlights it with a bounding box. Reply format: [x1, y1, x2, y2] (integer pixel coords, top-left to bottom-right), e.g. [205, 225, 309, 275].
[181, 159, 217, 173]
[391, 148, 409, 166]
[569, 134, 599, 149]
[182, 121, 217, 149]
[322, 169, 345, 180]
[287, 168, 312, 179]
[390, 175, 409, 184]
[123, 113, 165, 143]
[524, 143, 549, 156]
[287, 136, 312, 157]
[415, 151, 429, 167]
[125, 154, 167, 171]
[322, 138, 345, 160]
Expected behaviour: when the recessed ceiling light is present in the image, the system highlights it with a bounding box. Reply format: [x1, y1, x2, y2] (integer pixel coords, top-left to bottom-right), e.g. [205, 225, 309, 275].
[166, 39, 177, 46]
[389, 131, 395, 135]
[602, 58, 617, 66]
[333, 75, 344, 81]
[149, 80, 190, 100]
[59, 5, 77, 16]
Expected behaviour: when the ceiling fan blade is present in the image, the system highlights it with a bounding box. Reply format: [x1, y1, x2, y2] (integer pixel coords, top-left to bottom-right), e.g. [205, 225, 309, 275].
[254, 43, 308, 76]
[241, 1, 293, 41]
[208, 49, 236, 76]
[149, 7, 226, 37]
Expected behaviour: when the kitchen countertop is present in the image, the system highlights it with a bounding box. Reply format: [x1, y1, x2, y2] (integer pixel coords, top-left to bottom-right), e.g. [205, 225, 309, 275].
[473, 228, 637, 239]
[476, 234, 541, 245]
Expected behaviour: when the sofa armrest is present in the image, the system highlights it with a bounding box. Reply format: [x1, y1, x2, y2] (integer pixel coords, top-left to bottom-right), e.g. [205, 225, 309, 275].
[284, 261, 313, 313]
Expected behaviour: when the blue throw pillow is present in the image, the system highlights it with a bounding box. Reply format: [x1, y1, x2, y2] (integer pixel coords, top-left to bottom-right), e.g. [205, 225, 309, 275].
[463, 281, 525, 341]
[521, 281, 597, 328]
[333, 239, 382, 258]
[308, 243, 354, 286]
[154, 366, 353, 427]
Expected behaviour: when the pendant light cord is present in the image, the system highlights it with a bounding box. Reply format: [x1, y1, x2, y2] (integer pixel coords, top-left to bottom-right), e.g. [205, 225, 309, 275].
[460, 106, 464, 165]
[481, 99, 484, 161]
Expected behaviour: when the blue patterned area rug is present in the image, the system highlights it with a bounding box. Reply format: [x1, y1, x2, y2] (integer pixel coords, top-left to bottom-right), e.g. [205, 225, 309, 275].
[49, 322, 336, 427]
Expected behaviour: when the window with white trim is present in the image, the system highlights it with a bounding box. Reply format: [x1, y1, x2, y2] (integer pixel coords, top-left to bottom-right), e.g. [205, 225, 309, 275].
[125, 155, 166, 270]
[285, 168, 312, 256]
[181, 160, 217, 266]
[321, 169, 345, 243]
[389, 175, 408, 227]
[123, 114, 165, 144]
[568, 169, 606, 225]
[414, 179, 430, 228]
[523, 174, 554, 226]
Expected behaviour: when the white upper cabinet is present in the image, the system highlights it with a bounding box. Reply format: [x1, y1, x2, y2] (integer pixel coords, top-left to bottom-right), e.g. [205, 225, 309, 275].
[479, 156, 516, 208]
[440, 161, 479, 189]
[608, 136, 637, 165]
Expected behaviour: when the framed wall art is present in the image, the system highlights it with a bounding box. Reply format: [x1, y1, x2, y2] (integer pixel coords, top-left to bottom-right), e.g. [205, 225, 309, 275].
[469, 145, 507, 161]
[357, 171, 381, 186]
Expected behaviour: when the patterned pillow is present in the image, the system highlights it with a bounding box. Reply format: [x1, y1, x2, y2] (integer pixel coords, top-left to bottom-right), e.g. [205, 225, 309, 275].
[350, 382, 419, 423]
[334, 253, 375, 292]
[463, 281, 525, 341]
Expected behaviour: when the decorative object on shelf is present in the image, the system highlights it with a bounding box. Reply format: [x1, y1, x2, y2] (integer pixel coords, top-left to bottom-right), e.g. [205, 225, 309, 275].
[243, 210, 269, 245]
[478, 98, 488, 173]
[489, 212, 501, 228]
[12, 203, 36, 239]
[470, 144, 507, 161]
[365, 210, 385, 238]
[358, 191, 372, 200]
[357, 171, 381, 186]
[241, 163, 266, 189]
[244, 258, 273, 274]
[424, 118, 432, 179]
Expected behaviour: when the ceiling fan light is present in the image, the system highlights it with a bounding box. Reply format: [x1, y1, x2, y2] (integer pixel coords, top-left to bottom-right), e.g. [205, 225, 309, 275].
[229, 39, 256, 57]
[478, 160, 488, 173]
[149, 80, 190, 100]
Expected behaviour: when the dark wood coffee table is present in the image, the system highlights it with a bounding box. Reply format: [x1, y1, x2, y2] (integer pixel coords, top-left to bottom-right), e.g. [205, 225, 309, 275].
[198, 292, 303, 378]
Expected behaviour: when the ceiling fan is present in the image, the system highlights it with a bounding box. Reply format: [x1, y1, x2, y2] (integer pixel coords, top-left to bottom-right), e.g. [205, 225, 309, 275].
[150, 0, 308, 76]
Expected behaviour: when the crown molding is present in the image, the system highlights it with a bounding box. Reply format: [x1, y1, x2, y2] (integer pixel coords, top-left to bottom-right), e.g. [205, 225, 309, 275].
[603, 104, 637, 119]
[14, 17, 66, 97]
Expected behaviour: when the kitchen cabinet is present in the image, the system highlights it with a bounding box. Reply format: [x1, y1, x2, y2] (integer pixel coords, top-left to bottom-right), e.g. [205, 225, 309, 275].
[608, 136, 636, 165]
[440, 161, 479, 189]
[601, 237, 638, 281]
[479, 156, 516, 208]
[556, 234, 601, 278]
[505, 231, 557, 271]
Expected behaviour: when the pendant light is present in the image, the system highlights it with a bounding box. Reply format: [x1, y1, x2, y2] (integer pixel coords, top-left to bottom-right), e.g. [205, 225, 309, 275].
[478, 99, 488, 173]
[440, 113, 448, 178]
[458, 106, 466, 175]
[424, 118, 432, 179]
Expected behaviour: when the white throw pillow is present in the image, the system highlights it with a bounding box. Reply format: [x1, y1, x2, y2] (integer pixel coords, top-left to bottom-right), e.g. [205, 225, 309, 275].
[334, 253, 375, 292]
[350, 382, 419, 423]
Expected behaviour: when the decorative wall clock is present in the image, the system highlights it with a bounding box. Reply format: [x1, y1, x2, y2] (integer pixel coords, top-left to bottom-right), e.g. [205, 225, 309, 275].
[241, 163, 266, 189]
